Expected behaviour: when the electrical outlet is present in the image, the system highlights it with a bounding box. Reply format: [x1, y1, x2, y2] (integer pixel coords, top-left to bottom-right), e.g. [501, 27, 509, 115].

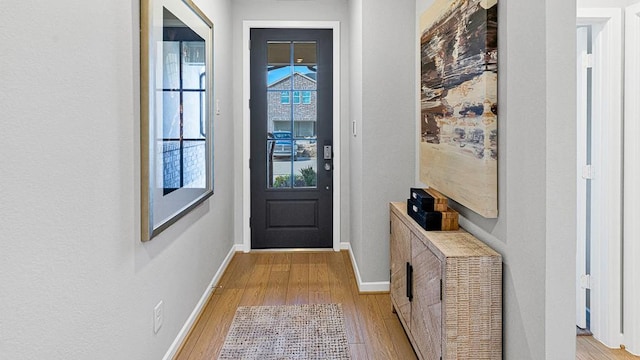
[154, 300, 164, 334]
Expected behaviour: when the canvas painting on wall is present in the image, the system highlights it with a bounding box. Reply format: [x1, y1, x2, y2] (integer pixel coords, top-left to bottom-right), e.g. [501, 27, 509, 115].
[419, 0, 498, 218]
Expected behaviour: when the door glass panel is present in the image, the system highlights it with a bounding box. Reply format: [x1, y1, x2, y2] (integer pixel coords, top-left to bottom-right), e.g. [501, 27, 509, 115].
[293, 91, 317, 137]
[267, 139, 290, 188]
[267, 90, 292, 133]
[267, 41, 294, 189]
[268, 131, 293, 189]
[293, 42, 318, 90]
[294, 121, 316, 138]
[266, 41, 318, 189]
[267, 42, 292, 90]
[294, 140, 317, 188]
[268, 42, 291, 65]
[292, 42, 317, 140]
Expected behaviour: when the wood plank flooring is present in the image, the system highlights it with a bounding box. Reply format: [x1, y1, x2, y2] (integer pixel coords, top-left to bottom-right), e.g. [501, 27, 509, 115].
[577, 336, 640, 360]
[174, 250, 639, 360]
[174, 251, 416, 360]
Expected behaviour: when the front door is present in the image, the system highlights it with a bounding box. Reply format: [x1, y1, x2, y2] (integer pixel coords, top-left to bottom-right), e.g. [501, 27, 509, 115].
[250, 28, 333, 249]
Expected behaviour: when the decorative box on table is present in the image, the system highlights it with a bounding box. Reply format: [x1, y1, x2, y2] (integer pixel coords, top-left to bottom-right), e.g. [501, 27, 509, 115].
[407, 199, 442, 230]
[407, 188, 459, 231]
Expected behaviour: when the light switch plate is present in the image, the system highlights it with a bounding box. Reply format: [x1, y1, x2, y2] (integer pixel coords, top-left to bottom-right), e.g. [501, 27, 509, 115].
[154, 300, 164, 334]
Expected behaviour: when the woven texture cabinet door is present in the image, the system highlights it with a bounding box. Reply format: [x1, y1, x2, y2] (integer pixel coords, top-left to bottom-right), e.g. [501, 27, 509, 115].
[390, 213, 412, 327]
[410, 234, 442, 360]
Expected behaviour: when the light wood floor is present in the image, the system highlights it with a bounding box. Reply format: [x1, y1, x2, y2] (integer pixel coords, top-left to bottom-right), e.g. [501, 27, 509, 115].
[174, 250, 639, 360]
[175, 250, 417, 360]
[577, 336, 640, 360]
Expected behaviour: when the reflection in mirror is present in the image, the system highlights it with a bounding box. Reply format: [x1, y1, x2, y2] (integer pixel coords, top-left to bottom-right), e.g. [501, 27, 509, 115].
[161, 8, 207, 195]
[140, 0, 213, 241]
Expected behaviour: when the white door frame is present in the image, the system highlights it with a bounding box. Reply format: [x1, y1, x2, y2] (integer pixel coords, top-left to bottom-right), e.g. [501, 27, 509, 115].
[624, 3, 640, 355]
[575, 25, 589, 330]
[577, 8, 623, 349]
[241, 20, 341, 252]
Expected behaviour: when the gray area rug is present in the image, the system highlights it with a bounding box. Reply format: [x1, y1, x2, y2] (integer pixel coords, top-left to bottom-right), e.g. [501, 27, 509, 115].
[218, 303, 351, 360]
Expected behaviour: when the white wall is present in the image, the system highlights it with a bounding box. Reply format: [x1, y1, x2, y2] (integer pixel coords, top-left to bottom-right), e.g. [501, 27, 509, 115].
[0, 0, 235, 359]
[349, 0, 364, 277]
[349, 0, 416, 283]
[231, 0, 352, 248]
[545, 1, 578, 358]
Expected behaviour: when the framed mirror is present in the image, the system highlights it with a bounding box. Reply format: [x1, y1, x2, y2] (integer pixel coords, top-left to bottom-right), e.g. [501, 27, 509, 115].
[140, 0, 214, 241]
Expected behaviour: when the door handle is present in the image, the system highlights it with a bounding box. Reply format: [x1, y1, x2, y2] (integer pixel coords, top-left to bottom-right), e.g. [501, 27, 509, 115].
[406, 262, 413, 302]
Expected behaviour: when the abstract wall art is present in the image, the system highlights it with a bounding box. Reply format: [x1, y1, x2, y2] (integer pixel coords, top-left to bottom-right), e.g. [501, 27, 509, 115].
[419, 0, 498, 218]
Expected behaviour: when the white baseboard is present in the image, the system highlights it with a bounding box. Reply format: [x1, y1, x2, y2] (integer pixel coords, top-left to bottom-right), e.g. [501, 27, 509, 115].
[341, 242, 390, 293]
[163, 244, 242, 360]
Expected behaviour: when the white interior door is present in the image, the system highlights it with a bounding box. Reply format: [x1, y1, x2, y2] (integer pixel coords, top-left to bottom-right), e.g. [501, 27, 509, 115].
[577, 7, 623, 348]
[576, 25, 589, 331]
[623, 2, 640, 355]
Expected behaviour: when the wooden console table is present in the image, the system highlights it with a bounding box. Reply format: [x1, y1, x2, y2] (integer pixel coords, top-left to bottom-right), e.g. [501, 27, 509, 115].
[390, 202, 502, 359]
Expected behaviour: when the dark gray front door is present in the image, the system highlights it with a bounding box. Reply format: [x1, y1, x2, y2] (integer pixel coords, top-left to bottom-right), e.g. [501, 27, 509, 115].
[250, 28, 333, 249]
